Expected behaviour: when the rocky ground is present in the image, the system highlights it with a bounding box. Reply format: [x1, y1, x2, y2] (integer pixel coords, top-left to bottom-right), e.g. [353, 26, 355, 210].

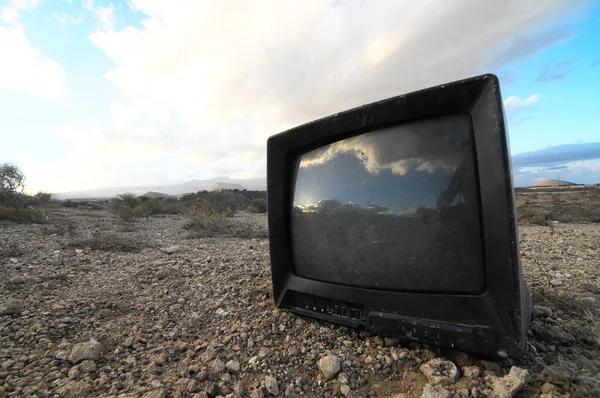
[0, 207, 599, 398]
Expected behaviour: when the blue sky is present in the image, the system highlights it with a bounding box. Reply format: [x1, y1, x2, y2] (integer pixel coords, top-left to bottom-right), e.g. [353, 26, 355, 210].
[0, 0, 599, 193]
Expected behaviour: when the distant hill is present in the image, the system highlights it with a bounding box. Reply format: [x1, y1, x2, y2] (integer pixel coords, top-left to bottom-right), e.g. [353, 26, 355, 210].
[532, 179, 576, 187]
[57, 176, 266, 199]
[206, 182, 246, 191]
[140, 191, 171, 199]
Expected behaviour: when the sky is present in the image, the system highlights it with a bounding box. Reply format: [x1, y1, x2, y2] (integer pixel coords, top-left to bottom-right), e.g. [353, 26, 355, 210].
[0, 0, 599, 193]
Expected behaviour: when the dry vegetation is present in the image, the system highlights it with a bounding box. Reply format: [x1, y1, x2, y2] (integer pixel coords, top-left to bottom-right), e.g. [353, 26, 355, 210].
[0, 185, 598, 397]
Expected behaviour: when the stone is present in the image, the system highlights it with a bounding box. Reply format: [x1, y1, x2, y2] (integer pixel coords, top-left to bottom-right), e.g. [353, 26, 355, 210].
[534, 305, 553, 318]
[480, 360, 501, 371]
[8, 275, 27, 285]
[0, 300, 24, 315]
[69, 339, 103, 364]
[318, 354, 341, 381]
[250, 388, 265, 398]
[419, 358, 459, 385]
[68, 366, 81, 379]
[162, 246, 180, 254]
[79, 360, 97, 373]
[462, 366, 481, 379]
[491, 366, 529, 397]
[340, 384, 358, 398]
[56, 381, 91, 398]
[188, 379, 200, 393]
[211, 358, 226, 375]
[384, 337, 400, 347]
[142, 389, 167, 398]
[225, 360, 240, 373]
[421, 384, 451, 398]
[264, 375, 279, 396]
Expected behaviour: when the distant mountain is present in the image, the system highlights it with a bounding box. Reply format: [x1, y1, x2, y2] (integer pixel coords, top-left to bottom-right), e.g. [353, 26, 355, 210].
[206, 182, 246, 191]
[57, 176, 266, 199]
[532, 179, 576, 187]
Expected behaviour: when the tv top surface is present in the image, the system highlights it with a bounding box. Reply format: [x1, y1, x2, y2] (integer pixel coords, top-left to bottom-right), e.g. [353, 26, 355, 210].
[267, 73, 532, 358]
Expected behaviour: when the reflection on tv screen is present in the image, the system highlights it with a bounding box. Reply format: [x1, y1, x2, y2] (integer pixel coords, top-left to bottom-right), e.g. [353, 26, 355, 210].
[291, 113, 485, 293]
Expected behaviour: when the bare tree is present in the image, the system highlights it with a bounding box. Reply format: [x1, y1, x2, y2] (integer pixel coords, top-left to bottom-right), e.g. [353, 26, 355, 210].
[0, 163, 26, 206]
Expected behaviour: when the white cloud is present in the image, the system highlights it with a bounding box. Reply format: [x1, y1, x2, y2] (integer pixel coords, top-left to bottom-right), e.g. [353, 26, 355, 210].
[71, 0, 587, 186]
[0, 0, 68, 98]
[504, 94, 541, 108]
[53, 11, 84, 24]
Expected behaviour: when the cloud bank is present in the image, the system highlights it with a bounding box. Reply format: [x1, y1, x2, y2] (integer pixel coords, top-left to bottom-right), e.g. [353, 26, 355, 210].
[78, 0, 587, 182]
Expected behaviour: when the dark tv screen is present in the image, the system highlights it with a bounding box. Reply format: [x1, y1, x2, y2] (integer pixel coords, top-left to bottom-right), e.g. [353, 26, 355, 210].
[291, 113, 485, 293]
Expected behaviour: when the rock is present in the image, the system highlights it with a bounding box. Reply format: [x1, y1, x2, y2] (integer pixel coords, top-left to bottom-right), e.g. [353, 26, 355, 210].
[340, 384, 358, 398]
[462, 366, 481, 379]
[162, 245, 180, 254]
[480, 360, 501, 371]
[142, 389, 167, 398]
[225, 360, 240, 373]
[421, 383, 451, 398]
[318, 354, 341, 380]
[491, 366, 529, 397]
[0, 300, 24, 315]
[534, 305, 553, 318]
[188, 379, 200, 393]
[79, 360, 97, 373]
[55, 351, 69, 361]
[264, 375, 279, 396]
[550, 278, 563, 287]
[55, 381, 91, 398]
[384, 337, 400, 347]
[68, 365, 81, 379]
[68, 339, 103, 364]
[419, 358, 459, 385]
[250, 388, 265, 398]
[211, 358, 226, 375]
[8, 275, 27, 285]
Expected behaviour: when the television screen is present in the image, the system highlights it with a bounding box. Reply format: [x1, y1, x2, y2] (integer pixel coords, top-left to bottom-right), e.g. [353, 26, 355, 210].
[267, 74, 533, 357]
[291, 114, 485, 293]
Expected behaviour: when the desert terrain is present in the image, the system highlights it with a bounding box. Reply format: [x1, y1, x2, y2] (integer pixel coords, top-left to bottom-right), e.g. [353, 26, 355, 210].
[1, 188, 599, 397]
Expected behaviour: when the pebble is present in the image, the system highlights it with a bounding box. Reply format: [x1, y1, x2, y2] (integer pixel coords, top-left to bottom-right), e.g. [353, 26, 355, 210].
[419, 358, 459, 385]
[318, 354, 341, 380]
[264, 375, 279, 396]
[68, 339, 103, 364]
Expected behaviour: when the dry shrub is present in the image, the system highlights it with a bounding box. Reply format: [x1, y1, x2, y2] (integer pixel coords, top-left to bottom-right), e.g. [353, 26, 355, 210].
[68, 230, 144, 253]
[185, 202, 231, 237]
[111, 194, 184, 222]
[248, 198, 267, 213]
[0, 205, 48, 224]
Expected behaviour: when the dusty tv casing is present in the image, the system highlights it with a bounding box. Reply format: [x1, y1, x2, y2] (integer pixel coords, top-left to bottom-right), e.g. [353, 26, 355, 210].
[266, 74, 532, 358]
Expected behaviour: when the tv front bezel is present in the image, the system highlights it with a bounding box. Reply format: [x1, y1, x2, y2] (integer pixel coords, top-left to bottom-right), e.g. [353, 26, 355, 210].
[267, 73, 531, 357]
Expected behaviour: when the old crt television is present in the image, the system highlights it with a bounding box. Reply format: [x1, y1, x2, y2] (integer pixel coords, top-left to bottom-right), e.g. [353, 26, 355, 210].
[266, 74, 533, 358]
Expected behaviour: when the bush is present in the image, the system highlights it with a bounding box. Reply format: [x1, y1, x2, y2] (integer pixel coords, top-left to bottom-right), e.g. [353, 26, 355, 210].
[0, 163, 25, 207]
[248, 198, 267, 213]
[68, 230, 144, 252]
[111, 194, 184, 221]
[185, 201, 232, 236]
[0, 205, 48, 224]
[62, 200, 80, 208]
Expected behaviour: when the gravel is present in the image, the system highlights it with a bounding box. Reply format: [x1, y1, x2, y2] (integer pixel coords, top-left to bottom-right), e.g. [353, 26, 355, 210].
[0, 207, 598, 397]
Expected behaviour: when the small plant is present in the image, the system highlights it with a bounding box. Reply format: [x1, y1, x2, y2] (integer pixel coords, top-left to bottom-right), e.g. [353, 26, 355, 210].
[248, 198, 268, 213]
[62, 199, 80, 208]
[529, 213, 549, 226]
[185, 202, 231, 237]
[68, 230, 144, 252]
[584, 309, 600, 346]
[0, 205, 48, 224]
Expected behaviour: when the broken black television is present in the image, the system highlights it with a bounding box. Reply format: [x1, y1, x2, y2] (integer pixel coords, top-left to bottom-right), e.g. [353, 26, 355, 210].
[266, 74, 532, 358]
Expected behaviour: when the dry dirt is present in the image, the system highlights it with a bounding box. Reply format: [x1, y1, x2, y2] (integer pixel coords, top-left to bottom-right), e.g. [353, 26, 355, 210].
[0, 203, 599, 398]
